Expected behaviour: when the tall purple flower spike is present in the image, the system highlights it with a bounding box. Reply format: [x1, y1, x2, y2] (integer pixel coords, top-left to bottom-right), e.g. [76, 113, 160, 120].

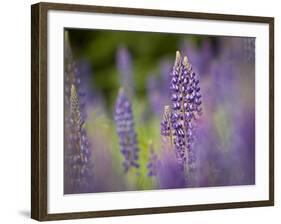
[64, 33, 82, 115]
[64, 32, 93, 193]
[116, 46, 134, 98]
[161, 105, 173, 148]
[161, 51, 202, 172]
[114, 88, 139, 173]
[65, 85, 93, 193]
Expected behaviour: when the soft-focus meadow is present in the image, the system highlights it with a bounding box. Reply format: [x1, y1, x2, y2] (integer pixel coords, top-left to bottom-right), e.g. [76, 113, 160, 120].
[64, 29, 255, 194]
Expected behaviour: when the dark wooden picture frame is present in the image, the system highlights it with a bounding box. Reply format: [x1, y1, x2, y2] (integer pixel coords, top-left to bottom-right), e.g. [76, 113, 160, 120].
[31, 2, 274, 221]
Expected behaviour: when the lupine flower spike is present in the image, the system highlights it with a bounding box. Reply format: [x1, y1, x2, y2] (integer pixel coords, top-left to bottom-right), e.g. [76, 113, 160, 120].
[160, 105, 173, 148]
[161, 51, 202, 173]
[116, 46, 134, 98]
[64, 32, 85, 118]
[66, 84, 92, 193]
[114, 88, 139, 173]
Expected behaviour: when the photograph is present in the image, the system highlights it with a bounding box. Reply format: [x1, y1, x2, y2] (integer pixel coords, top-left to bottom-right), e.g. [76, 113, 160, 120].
[63, 29, 256, 194]
[30, 2, 274, 220]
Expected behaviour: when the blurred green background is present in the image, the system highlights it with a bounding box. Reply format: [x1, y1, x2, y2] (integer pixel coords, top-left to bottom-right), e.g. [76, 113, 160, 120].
[67, 29, 217, 110]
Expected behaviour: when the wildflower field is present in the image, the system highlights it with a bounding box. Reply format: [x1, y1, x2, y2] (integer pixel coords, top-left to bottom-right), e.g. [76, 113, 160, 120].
[64, 29, 255, 194]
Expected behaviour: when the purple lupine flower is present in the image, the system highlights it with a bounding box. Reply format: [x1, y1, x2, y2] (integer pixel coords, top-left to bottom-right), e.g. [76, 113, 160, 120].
[64, 33, 87, 121]
[161, 51, 202, 171]
[199, 40, 214, 75]
[157, 149, 186, 189]
[160, 105, 173, 147]
[219, 37, 254, 63]
[116, 45, 134, 98]
[147, 141, 159, 177]
[146, 60, 172, 117]
[64, 33, 93, 194]
[64, 33, 78, 114]
[145, 59, 170, 118]
[182, 40, 214, 76]
[181, 40, 200, 74]
[147, 74, 164, 116]
[114, 88, 139, 173]
[243, 37, 255, 62]
[75, 60, 106, 118]
[65, 85, 93, 193]
[159, 59, 172, 102]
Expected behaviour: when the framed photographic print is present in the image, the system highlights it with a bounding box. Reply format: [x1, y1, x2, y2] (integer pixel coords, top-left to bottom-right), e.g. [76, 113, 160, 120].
[31, 2, 274, 221]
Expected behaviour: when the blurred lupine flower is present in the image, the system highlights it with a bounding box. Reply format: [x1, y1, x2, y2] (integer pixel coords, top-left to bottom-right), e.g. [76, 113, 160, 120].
[243, 37, 255, 62]
[147, 141, 159, 177]
[75, 60, 106, 117]
[64, 33, 94, 193]
[161, 51, 202, 171]
[64, 33, 87, 121]
[147, 75, 164, 116]
[146, 60, 172, 116]
[157, 148, 186, 189]
[199, 40, 214, 75]
[116, 45, 134, 98]
[160, 105, 173, 147]
[182, 40, 214, 76]
[210, 61, 236, 105]
[114, 88, 139, 173]
[181, 40, 200, 75]
[65, 85, 93, 193]
[64, 33, 77, 113]
[159, 59, 172, 101]
[219, 37, 254, 63]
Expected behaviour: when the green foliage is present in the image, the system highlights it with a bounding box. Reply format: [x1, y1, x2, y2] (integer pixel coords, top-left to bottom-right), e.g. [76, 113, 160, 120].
[68, 29, 207, 107]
